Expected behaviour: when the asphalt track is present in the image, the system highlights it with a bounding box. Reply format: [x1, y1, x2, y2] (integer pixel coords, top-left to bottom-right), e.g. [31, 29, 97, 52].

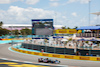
[0, 44, 100, 67]
[0, 59, 56, 67]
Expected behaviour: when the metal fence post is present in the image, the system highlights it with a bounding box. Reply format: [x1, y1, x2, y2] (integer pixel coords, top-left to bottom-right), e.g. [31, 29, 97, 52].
[64, 47, 65, 54]
[45, 46, 47, 52]
[54, 46, 56, 53]
[27, 44, 28, 49]
[89, 49, 91, 56]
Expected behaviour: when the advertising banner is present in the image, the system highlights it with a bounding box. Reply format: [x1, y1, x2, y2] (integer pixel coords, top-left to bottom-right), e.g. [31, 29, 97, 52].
[27, 51, 32, 54]
[34, 52, 39, 55]
[52, 54, 60, 58]
[55, 29, 77, 34]
[22, 50, 26, 53]
[42, 53, 49, 56]
[18, 50, 22, 52]
[64, 55, 74, 59]
[97, 58, 100, 61]
[12, 47, 100, 61]
[79, 56, 90, 60]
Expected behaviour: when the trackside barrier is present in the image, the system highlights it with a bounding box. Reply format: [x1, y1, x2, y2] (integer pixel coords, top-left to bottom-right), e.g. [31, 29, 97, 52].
[0, 38, 32, 41]
[11, 47, 100, 61]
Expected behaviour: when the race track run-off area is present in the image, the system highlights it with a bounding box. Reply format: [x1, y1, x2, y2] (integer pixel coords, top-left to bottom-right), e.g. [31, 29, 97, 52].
[0, 44, 100, 67]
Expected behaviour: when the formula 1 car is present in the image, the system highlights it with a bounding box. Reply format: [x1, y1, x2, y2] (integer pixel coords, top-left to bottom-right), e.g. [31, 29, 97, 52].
[38, 58, 60, 64]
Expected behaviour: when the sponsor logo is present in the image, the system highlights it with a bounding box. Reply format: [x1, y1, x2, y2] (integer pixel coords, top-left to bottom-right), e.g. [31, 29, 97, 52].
[97, 58, 100, 61]
[42, 54, 48, 56]
[22, 50, 26, 53]
[59, 31, 67, 33]
[52, 55, 60, 58]
[69, 31, 76, 33]
[80, 57, 90, 60]
[65, 56, 74, 59]
[34, 52, 39, 55]
[27, 51, 32, 54]
[18, 50, 21, 52]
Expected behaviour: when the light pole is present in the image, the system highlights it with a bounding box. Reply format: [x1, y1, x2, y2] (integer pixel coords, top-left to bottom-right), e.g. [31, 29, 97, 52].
[88, 0, 91, 55]
[54, 12, 57, 25]
[97, 14, 100, 25]
[11, 24, 14, 46]
[89, 0, 91, 26]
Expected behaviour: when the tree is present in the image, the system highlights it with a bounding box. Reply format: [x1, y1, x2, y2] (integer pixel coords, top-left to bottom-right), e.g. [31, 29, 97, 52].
[73, 26, 78, 29]
[13, 30, 19, 35]
[20, 28, 32, 35]
[67, 27, 70, 29]
[0, 28, 10, 36]
[62, 26, 66, 29]
[0, 21, 3, 28]
[0, 21, 11, 36]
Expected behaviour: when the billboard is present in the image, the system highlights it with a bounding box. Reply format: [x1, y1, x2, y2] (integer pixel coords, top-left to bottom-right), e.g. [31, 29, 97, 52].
[55, 29, 77, 34]
[32, 19, 53, 35]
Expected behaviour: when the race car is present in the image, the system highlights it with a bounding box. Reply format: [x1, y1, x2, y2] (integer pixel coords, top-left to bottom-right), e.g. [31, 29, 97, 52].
[38, 58, 43, 62]
[38, 58, 60, 64]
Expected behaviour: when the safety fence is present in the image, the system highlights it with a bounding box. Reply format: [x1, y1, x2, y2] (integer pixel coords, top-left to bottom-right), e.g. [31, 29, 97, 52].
[21, 43, 100, 56]
[11, 47, 100, 61]
[21, 43, 75, 55]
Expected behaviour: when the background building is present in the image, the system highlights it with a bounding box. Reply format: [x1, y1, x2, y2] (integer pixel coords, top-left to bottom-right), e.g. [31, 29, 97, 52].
[2, 24, 65, 30]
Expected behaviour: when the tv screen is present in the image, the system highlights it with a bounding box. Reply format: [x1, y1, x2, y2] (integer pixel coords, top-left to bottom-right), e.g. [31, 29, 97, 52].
[32, 19, 53, 35]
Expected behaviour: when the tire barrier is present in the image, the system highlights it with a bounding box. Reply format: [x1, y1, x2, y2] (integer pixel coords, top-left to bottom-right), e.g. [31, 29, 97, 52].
[11, 47, 100, 61]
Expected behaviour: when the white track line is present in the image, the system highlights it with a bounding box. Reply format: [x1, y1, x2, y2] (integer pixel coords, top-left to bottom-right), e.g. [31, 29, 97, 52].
[1, 58, 8, 60]
[23, 61, 34, 64]
[10, 60, 19, 62]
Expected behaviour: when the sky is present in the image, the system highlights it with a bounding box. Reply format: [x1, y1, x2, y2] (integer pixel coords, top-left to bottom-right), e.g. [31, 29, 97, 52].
[0, 0, 100, 28]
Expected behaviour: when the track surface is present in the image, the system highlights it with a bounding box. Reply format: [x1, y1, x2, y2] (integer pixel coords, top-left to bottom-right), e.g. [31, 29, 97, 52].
[0, 44, 100, 67]
[0, 59, 53, 67]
